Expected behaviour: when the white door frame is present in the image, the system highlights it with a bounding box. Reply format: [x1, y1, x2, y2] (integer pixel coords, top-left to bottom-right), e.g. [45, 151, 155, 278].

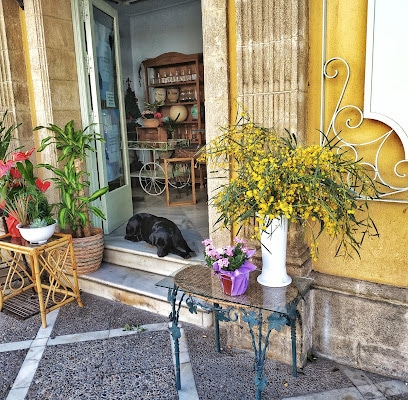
[71, 0, 133, 233]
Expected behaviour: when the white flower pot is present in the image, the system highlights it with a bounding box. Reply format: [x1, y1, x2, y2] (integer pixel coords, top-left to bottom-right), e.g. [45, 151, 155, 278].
[17, 222, 57, 245]
[257, 216, 292, 287]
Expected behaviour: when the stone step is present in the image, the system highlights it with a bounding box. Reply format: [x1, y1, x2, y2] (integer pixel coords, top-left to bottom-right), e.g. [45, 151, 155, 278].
[77, 261, 213, 329]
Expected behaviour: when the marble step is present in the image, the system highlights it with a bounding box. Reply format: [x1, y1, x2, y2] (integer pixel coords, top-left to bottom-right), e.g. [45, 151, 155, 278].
[77, 261, 213, 329]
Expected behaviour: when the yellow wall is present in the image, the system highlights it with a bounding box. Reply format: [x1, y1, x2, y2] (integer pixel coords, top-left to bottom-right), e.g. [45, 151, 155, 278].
[308, 0, 408, 287]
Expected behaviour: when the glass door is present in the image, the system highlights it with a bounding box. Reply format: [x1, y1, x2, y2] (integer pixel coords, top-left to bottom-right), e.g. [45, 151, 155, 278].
[72, 0, 133, 233]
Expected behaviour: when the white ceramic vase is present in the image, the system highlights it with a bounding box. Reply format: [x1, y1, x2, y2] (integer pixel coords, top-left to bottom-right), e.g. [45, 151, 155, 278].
[257, 216, 292, 287]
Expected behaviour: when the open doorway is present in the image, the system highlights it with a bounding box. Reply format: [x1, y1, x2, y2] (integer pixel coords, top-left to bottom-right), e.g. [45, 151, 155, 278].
[106, 0, 209, 245]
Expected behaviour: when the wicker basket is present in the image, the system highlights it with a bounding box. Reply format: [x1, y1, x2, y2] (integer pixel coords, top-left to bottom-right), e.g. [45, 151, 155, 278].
[64, 227, 104, 275]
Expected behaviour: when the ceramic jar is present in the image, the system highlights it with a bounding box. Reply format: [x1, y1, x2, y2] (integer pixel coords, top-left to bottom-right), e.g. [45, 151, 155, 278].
[166, 87, 180, 103]
[153, 88, 166, 103]
[191, 104, 198, 120]
[169, 105, 188, 122]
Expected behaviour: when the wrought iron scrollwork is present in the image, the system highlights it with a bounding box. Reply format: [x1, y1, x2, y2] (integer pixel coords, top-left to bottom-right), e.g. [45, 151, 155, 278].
[323, 57, 408, 201]
[240, 308, 289, 399]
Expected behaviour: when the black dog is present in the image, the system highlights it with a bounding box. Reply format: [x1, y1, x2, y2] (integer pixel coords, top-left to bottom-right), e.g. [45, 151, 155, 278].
[125, 213, 194, 259]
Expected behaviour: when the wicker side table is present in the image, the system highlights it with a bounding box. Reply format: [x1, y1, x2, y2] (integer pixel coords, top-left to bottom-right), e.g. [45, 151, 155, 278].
[0, 233, 83, 328]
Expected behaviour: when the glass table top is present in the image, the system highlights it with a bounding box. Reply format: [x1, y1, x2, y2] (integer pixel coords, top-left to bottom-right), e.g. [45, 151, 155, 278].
[0, 233, 70, 250]
[156, 264, 313, 313]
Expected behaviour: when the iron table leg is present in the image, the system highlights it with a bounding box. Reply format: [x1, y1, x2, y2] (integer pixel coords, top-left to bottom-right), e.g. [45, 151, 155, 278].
[167, 285, 185, 390]
[241, 308, 290, 399]
[213, 302, 221, 352]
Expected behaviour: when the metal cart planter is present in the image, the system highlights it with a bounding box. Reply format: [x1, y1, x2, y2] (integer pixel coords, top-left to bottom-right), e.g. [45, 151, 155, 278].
[128, 139, 191, 195]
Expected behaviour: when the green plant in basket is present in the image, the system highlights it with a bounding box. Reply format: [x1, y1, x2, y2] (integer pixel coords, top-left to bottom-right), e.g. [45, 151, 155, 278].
[35, 121, 108, 238]
[199, 111, 380, 259]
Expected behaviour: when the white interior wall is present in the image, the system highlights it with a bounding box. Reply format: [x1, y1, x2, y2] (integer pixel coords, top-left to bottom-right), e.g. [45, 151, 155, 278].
[117, 0, 203, 107]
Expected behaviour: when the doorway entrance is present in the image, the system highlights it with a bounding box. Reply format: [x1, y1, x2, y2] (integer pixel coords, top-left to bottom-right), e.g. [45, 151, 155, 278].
[106, 0, 209, 239]
[71, 0, 209, 239]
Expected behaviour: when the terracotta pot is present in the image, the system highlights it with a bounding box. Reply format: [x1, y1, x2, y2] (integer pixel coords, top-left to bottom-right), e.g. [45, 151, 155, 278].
[219, 272, 250, 296]
[142, 118, 160, 128]
[64, 227, 104, 275]
[166, 87, 180, 103]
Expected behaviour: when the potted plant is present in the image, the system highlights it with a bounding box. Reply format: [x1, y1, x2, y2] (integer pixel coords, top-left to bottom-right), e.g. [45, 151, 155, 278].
[200, 112, 380, 286]
[141, 100, 163, 127]
[0, 147, 55, 244]
[202, 237, 256, 296]
[162, 115, 180, 140]
[35, 120, 109, 273]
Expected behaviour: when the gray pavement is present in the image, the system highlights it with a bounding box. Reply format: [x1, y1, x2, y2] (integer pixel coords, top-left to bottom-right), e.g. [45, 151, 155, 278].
[1, 292, 407, 400]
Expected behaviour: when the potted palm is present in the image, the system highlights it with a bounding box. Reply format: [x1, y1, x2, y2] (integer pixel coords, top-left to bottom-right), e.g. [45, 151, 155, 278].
[35, 121, 109, 273]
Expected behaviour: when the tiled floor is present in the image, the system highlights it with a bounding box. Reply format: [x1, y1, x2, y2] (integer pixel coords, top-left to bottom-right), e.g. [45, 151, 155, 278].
[2, 293, 407, 400]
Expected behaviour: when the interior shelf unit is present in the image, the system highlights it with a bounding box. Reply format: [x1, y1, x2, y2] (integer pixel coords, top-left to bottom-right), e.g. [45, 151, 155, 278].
[140, 52, 205, 144]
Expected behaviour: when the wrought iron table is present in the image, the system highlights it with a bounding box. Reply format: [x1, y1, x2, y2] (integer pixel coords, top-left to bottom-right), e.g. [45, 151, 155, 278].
[0, 233, 83, 328]
[156, 264, 313, 400]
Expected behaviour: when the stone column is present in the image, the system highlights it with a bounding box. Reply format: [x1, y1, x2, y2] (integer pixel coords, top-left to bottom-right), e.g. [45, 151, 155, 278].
[206, 0, 312, 368]
[23, 0, 81, 203]
[201, 0, 231, 246]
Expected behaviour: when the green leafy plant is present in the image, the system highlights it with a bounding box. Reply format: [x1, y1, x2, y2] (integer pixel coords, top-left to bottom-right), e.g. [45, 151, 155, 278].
[162, 115, 180, 139]
[200, 111, 380, 259]
[0, 110, 22, 161]
[35, 121, 108, 238]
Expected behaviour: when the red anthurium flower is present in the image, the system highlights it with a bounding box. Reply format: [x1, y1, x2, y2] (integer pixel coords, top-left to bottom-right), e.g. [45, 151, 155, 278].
[10, 167, 21, 179]
[35, 178, 50, 192]
[0, 160, 13, 178]
[12, 147, 35, 162]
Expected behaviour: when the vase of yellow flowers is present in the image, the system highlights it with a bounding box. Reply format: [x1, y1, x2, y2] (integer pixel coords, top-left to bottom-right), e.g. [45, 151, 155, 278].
[200, 112, 380, 287]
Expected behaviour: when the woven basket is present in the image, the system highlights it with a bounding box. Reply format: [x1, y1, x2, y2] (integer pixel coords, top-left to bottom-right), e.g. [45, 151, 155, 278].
[65, 227, 104, 275]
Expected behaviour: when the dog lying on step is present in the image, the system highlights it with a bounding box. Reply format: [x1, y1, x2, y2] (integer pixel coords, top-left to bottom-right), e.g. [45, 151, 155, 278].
[124, 213, 194, 259]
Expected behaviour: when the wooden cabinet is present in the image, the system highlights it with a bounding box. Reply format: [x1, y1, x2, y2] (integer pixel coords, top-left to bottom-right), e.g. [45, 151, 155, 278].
[141, 52, 204, 141]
